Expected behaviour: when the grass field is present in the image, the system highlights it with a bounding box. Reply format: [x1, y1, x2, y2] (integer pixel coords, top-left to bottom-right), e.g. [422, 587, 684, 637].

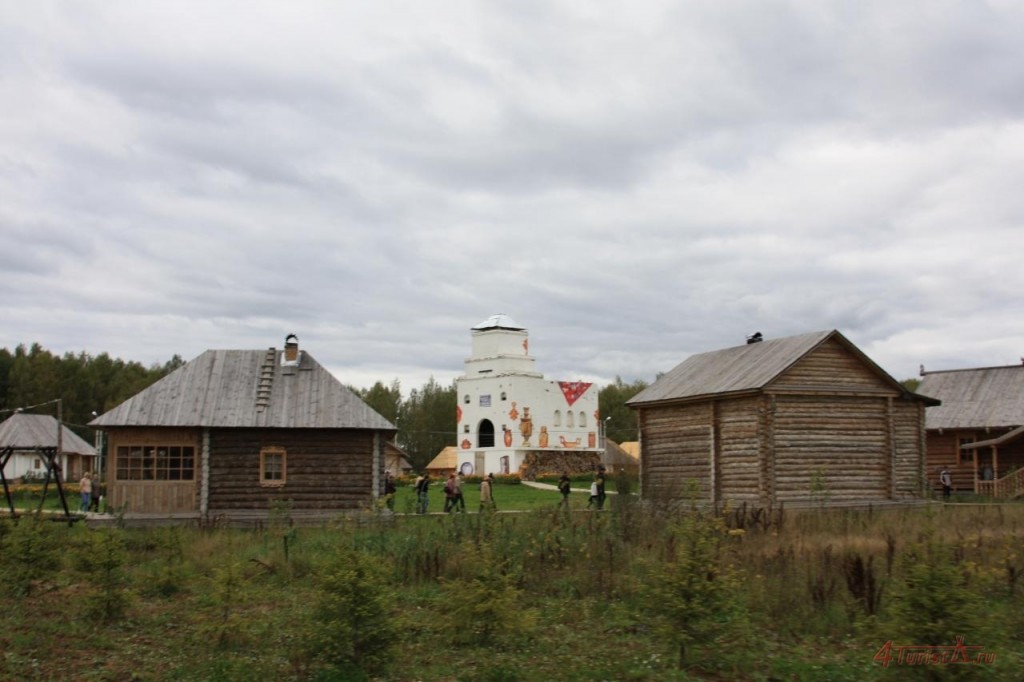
[1, 495, 1022, 681]
[391, 478, 597, 513]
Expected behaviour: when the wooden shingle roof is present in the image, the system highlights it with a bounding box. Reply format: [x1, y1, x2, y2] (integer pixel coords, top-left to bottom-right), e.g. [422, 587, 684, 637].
[0, 413, 97, 455]
[917, 365, 1024, 430]
[89, 347, 395, 431]
[628, 329, 923, 406]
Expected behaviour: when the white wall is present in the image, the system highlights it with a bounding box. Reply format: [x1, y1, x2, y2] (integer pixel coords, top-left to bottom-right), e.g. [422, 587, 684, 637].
[455, 325, 601, 475]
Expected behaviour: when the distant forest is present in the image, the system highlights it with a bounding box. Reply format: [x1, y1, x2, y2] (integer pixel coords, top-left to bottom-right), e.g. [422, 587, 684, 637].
[0, 343, 185, 440]
[0, 343, 649, 471]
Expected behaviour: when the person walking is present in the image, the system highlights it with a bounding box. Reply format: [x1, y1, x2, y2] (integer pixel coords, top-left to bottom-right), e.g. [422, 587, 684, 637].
[940, 468, 952, 499]
[587, 479, 599, 509]
[595, 466, 607, 510]
[444, 472, 457, 513]
[79, 472, 93, 513]
[454, 471, 466, 512]
[480, 473, 496, 512]
[558, 473, 572, 509]
[384, 471, 397, 511]
[415, 473, 430, 514]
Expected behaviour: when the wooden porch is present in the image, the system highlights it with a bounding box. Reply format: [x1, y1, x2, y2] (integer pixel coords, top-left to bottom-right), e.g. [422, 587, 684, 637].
[963, 425, 1024, 498]
[977, 468, 1024, 499]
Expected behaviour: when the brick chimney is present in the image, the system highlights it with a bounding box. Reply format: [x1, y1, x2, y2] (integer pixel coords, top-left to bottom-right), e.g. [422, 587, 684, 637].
[283, 334, 300, 365]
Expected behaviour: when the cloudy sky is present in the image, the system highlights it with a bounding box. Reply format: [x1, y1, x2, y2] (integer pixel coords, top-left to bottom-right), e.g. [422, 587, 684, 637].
[2, 1, 1023, 394]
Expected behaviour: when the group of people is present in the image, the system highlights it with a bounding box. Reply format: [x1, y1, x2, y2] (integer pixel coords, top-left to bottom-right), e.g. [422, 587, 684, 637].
[382, 465, 609, 513]
[382, 470, 497, 514]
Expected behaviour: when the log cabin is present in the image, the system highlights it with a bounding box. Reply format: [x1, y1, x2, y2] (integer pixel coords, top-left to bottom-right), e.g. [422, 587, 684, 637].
[89, 336, 395, 518]
[917, 363, 1024, 499]
[627, 330, 938, 507]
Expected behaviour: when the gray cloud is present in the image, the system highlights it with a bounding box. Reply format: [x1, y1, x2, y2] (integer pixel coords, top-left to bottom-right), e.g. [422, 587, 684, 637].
[2, 1, 1023, 396]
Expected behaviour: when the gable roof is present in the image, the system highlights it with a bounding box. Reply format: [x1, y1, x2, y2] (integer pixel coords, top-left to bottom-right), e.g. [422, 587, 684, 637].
[628, 329, 926, 406]
[917, 364, 1024, 430]
[0, 413, 97, 455]
[89, 347, 395, 431]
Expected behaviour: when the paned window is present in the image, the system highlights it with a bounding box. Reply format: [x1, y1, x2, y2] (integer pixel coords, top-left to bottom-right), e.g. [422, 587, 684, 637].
[116, 445, 195, 481]
[260, 447, 287, 486]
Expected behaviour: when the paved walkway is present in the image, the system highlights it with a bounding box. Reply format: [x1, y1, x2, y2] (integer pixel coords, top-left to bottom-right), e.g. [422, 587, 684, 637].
[521, 480, 613, 494]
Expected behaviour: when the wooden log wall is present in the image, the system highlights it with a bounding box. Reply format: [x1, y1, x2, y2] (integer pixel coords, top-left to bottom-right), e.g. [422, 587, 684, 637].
[892, 400, 925, 497]
[716, 397, 762, 505]
[770, 339, 893, 391]
[639, 404, 711, 502]
[207, 428, 377, 510]
[770, 395, 889, 503]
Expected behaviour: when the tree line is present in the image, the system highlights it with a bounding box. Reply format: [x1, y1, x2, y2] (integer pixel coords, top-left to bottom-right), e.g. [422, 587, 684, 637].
[0, 343, 184, 439]
[0, 343, 649, 471]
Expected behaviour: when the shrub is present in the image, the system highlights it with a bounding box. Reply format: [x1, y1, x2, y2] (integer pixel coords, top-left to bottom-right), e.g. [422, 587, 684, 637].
[888, 539, 982, 646]
[440, 541, 536, 647]
[0, 516, 62, 597]
[74, 528, 131, 623]
[642, 513, 745, 670]
[307, 546, 397, 676]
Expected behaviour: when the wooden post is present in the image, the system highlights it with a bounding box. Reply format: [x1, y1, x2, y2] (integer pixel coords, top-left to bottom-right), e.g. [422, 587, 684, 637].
[200, 428, 210, 515]
[886, 397, 896, 499]
[993, 445, 999, 481]
[372, 431, 381, 500]
[709, 402, 717, 507]
[973, 446, 979, 494]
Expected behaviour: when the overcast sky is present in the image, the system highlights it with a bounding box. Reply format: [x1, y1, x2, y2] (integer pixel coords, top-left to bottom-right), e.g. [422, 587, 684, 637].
[2, 1, 1023, 395]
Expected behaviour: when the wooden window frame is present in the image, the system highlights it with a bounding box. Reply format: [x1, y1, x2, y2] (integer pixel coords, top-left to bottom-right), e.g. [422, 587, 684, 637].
[115, 444, 196, 481]
[958, 435, 976, 465]
[260, 447, 287, 487]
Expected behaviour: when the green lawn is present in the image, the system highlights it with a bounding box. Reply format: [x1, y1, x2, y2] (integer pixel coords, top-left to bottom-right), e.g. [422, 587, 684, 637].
[391, 480, 597, 513]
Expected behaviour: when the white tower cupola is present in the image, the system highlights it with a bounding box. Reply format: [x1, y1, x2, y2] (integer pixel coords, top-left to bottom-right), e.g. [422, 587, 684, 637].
[466, 314, 541, 377]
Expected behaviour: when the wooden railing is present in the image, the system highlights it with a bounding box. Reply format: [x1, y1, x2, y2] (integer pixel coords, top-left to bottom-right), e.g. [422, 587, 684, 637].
[977, 468, 1024, 499]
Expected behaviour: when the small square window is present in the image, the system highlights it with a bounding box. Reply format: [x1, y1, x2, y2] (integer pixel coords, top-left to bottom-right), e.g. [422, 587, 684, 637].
[260, 447, 287, 487]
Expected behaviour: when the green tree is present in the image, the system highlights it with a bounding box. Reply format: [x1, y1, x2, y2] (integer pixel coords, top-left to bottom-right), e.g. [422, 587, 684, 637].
[889, 540, 981, 646]
[643, 514, 744, 669]
[355, 379, 402, 425]
[0, 343, 179, 437]
[74, 528, 130, 623]
[0, 516, 63, 597]
[598, 376, 648, 444]
[397, 377, 456, 471]
[309, 546, 397, 677]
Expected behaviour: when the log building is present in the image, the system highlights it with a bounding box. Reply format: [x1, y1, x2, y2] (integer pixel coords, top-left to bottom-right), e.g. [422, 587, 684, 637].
[89, 336, 395, 518]
[917, 363, 1024, 498]
[627, 330, 937, 507]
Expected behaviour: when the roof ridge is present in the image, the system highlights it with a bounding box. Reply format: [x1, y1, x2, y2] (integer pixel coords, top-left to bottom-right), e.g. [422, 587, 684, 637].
[922, 364, 1024, 376]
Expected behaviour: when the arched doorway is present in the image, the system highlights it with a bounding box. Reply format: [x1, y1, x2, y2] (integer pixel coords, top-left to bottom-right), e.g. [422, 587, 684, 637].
[478, 419, 495, 448]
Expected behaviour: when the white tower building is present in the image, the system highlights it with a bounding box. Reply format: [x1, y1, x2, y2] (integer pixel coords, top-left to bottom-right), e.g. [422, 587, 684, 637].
[455, 314, 602, 476]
